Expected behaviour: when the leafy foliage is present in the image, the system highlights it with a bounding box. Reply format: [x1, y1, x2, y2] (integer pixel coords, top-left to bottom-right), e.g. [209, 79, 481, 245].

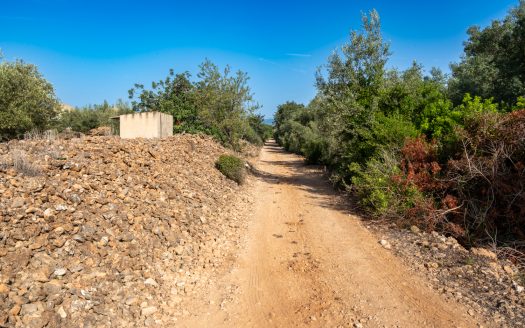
[351, 150, 421, 216]
[312, 9, 390, 182]
[129, 59, 266, 150]
[55, 100, 132, 134]
[129, 71, 203, 134]
[247, 114, 273, 145]
[0, 58, 59, 140]
[273, 101, 324, 163]
[215, 154, 246, 184]
[449, 1, 525, 107]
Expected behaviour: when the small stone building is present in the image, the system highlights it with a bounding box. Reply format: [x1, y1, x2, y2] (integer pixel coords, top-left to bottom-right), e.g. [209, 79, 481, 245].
[117, 112, 173, 139]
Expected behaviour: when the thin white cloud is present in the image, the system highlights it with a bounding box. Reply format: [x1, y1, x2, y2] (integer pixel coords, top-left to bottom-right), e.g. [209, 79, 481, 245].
[258, 57, 278, 65]
[258, 57, 308, 75]
[286, 53, 312, 58]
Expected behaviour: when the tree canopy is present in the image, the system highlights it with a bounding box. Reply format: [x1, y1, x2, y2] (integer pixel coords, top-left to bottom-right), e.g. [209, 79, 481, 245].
[129, 59, 266, 149]
[0, 58, 59, 140]
[449, 0, 525, 107]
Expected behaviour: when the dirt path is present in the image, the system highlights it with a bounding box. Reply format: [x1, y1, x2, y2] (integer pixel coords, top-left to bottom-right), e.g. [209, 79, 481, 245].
[179, 141, 485, 327]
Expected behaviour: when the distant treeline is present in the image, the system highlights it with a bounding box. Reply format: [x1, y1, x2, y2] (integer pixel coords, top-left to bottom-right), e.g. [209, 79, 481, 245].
[0, 57, 271, 149]
[274, 2, 525, 247]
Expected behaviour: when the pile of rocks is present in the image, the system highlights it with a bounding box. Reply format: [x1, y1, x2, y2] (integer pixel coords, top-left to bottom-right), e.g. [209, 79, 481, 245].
[88, 127, 112, 137]
[0, 134, 252, 327]
[372, 224, 525, 327]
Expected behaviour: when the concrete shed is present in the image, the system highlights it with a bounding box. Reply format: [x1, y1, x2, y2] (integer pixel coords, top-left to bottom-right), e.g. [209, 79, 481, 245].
[117, 112, 173, 139]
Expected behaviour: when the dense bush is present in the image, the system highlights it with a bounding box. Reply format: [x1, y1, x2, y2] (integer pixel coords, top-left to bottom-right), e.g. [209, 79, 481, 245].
[215, 154, 246, 184]
[351, 150, 421, 216]
[0, 59, 59, 140]
[273, 101, 323, 163]
[248, 114, 273, 145]
[447, 110, 525, 243]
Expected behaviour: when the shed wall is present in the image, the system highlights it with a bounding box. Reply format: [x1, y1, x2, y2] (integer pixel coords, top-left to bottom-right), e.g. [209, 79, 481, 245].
[119, 112, 174, 139]
[159, 113, 174, 137]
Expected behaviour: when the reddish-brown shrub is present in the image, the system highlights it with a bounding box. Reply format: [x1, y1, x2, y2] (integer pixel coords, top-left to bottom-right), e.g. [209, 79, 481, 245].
[398, 137, 446, 192]
[404, 197, 436, 229]
[394, 137, 462, 236]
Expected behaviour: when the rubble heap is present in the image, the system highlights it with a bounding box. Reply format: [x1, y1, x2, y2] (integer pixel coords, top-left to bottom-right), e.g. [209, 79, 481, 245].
[0, 134, 250, 327]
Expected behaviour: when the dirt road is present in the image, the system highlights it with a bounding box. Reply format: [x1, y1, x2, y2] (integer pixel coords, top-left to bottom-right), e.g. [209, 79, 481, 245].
[180, 141, 484, 327]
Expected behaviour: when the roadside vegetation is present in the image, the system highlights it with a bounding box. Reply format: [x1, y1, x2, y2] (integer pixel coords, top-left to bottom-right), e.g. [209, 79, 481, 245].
[215, 154, 246, 184]
[274, 2, 525, 248]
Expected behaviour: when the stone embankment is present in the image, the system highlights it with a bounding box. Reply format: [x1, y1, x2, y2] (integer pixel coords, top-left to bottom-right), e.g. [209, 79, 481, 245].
[0, 135, 252, 327]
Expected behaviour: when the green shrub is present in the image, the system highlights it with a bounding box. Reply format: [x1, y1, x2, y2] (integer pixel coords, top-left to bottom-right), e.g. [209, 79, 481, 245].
[372, 114, 419, 148]
[416, 94, 497, 147]
[247, 114, 273, 143]
[350, 150, 422, 215]
[242, 124, 263, 146]
[215, 154, 246, 184]
[55, 100, 132, 133]
[303, 137, 324, 164]
[301, 122, 324, 164]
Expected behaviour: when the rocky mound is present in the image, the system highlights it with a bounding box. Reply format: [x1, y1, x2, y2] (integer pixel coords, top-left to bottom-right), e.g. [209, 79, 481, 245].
[0, 135, 251, 327]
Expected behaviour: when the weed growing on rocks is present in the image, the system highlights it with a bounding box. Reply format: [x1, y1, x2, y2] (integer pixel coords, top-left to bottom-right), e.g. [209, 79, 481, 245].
[11, 150, 41, 176]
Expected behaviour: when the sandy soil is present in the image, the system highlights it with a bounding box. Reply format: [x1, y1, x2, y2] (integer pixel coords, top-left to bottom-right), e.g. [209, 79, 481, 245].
[178, 141, 486, 328]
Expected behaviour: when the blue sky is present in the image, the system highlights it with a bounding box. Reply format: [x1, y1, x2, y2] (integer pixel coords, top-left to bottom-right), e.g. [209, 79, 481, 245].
[0, 0, 518, 118]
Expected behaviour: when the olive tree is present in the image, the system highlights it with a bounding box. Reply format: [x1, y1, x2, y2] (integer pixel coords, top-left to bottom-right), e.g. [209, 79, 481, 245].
[0, 58, 59, 140]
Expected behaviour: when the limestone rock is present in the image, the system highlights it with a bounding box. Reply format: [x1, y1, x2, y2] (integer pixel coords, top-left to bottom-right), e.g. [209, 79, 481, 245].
[379, 239, 391, 250]
[141, 306, 158, 316]
[56, 306, 67, 319]
[144, 278, 159, 287]
[53, 268, 67, 277]
[0, 283, 9, 294]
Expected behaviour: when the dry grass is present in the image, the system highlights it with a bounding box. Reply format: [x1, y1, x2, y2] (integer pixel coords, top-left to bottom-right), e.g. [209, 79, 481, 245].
[0, 157, 8, 170]
[11, 150, 41, 176]
[24, 129, 58, 141]
[496, 246, 525, 273]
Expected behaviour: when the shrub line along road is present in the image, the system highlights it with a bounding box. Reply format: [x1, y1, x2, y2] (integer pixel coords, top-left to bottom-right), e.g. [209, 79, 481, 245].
[181, 141, 484, 327]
